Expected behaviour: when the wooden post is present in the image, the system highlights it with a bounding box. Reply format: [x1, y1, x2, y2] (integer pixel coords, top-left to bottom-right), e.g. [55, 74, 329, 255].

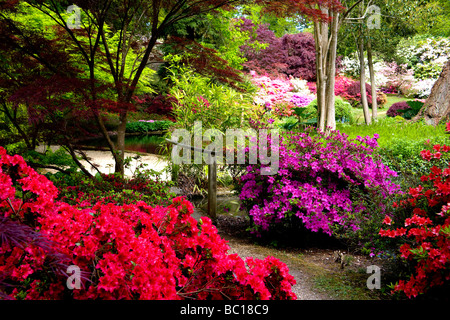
[207, 153, 217, 225]
[166, 138, 218, 225]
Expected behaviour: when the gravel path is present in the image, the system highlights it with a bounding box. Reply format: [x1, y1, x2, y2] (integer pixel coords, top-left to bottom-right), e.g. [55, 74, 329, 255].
[223, 237, 332, 300]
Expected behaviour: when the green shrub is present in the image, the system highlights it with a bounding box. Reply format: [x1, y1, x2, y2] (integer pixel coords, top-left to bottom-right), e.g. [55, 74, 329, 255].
[413, 62, 443, 80]
[23, 147, 79, 173]
[126, 120, 174, 133]
[305, 96, 355, 124]
[376, 138, 450, 189]
[101, 112, 120, 131]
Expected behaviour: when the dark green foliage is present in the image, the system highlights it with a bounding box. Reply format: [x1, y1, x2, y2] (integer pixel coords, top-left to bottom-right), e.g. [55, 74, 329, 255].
[305, 97, 355, 124]
[398, 100, 425, 119]
[125, 120, 173, 134]
[23, 147, 79, 173]
[387, 100, 424, 119]
[49, 171, 175, 207]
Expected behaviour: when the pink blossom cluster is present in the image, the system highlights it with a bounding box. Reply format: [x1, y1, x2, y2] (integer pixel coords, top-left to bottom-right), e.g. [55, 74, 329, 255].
[306, 76, 354, 97]
[249, 72, 294, 107]
[290, 94, 314, 108]
[237, 128, 400, 236]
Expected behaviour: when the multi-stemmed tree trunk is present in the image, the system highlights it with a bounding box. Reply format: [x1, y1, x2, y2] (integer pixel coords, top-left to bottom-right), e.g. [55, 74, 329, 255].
[413, 59, 450, 125]
[314, 7, 340, 132]
[313, 0, 363, 132]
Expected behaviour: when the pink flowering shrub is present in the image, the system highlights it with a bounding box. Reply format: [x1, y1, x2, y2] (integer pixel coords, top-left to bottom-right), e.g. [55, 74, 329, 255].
[0, 146, 297, 300]
[334, 76, 355, 97]
[379, 63, 415, 96]
[250, 72, 294, 107]
[308, 76, 386, 108]
[290, 94, 314, 108]
[307, 76, 354, 97]
[236, 128, 400, 238]
[249, 73, 315, 117]
[342, 81, 384, 108]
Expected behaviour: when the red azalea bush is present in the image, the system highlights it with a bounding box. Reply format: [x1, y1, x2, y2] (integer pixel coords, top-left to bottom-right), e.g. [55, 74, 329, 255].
[379, 130, 450, 299]
[0, 146, 297, 300]
[50, 172, 175, 207]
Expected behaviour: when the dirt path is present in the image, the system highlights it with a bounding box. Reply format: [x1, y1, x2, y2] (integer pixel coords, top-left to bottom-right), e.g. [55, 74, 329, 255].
[209, 215, 385, 301]
[210, 214, 333, 300]
[222, 236, 332, 300]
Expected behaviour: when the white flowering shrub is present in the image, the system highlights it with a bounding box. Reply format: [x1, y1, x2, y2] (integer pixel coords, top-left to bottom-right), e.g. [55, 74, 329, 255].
[340, 53, 390, 87]
[410, 78, 438, 98]
[289, 77, 312, 96]
[395, 36, 450, 81]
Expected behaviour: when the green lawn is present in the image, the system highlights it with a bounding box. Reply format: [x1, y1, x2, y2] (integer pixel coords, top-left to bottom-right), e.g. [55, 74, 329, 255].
[350, 94, 408, 123]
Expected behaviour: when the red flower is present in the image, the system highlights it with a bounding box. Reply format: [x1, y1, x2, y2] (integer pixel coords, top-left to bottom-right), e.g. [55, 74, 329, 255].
[420, 150, 432, 161]
[383, 215, 392, 225]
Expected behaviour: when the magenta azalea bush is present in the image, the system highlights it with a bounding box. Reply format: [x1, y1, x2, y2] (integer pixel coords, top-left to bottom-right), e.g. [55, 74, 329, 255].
[290, 94, 314, 108]
[236, 128, 401, 237]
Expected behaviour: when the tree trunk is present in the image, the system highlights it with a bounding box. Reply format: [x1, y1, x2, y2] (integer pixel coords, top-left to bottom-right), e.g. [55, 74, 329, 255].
[367, 35, 377, 121]
[313, 8, 329, 132]
[325, 11, 340, 132]
[115, 111, 127, 174]
[358, 2, 371, 125]
[413, 59, 450, 125]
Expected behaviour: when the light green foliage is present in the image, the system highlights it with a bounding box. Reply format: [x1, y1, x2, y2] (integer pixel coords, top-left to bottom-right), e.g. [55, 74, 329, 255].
[410, 0, 450, 37]
[236, 5, 301, 37]
[24, 147, 79, 173]
[337, 117, 449, 181]
[200, 9, 252, 70]
[9, 2, 154, 97]
[305, 97, 355, 124]
[337, 117, 447, 149]
[166, 56, 253, 133]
